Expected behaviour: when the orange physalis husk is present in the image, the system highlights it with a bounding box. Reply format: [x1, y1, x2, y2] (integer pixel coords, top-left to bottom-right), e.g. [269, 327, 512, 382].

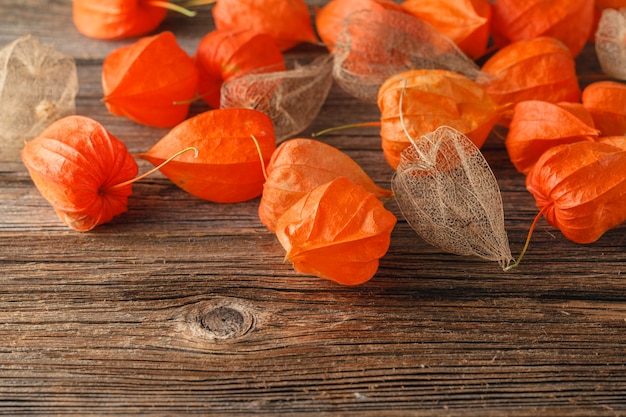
[378, 69, 501, 169]
[0, 35, 78, 161]
[314, 0, 407, 50]
[72, 0, 169, 40]
[21, 115, 138, 232]
[490, 0, 594, 57]
[401, 0, 491, 59]
[331, 8, 480, 103]
[553, 101, 596, 128]
[477, 36, 581, 126]
[505, 100, 599, 175]
[582, 81, 626, 136]
[139, 108, 276, 203]
[392, 126, 514, 270]
[212, 0, 318, 51]
[275, 176, 397, 285]
[194, 28, 285, 109]
[102, 31, 198, 128]
[599, 135, 626, 150]
[258, 138, 393, 232]
[221, 55, 334, 142]
[595, 8, 626, 79]
[526, 140, 626, 244]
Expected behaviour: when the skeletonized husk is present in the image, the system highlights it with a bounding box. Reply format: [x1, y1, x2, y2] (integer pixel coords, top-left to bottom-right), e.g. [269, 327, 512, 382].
[0, 35, 78, 161]
[221, 54, 334, 142]
[391, 126, 513, 270]
[595, 8, 626, 80]
[331, 8, 480, 102]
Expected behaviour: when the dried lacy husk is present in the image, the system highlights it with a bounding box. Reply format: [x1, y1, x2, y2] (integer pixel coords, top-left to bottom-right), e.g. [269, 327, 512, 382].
[595, 8, 626, 79]
[331, 8, 480, 102]
[0, 35, 78, 161]
[221, 55, 333, 142]
[391, 126, 513, 269]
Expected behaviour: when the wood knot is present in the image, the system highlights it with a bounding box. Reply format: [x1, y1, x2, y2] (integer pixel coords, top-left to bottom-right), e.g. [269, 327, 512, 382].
[200, 306, 246, 338]
[183, 298, 256, 341]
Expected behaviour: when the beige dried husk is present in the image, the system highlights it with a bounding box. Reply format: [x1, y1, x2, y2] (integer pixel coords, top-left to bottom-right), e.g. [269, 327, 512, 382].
[391, 125, 513, 270]
[595, 8, 626, 80]
[332, 9, 481, 103]
[0, 34, 78, 161]
[220, 54, 334, 142]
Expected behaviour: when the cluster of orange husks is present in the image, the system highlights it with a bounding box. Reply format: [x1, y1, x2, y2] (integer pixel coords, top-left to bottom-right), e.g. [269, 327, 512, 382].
[19, 0, 626, 284]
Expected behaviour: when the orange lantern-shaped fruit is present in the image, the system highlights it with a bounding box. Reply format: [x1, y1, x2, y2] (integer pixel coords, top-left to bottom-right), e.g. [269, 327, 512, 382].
[477, 36, 581, 126]
[378, 69, 501, 169]
[401, 0, 491, 59]
[582, 81, 626, 136]
[491, 0, 594, 57]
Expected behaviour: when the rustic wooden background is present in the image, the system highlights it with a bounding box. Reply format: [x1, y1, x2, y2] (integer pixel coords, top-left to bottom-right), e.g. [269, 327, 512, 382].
[1, 1, 625, 415]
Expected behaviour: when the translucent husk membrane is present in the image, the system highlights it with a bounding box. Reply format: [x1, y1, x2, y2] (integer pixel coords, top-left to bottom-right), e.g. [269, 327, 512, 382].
[221, 54, 334, 142]
[331, 8, 481, 102]
[391, 125, 514, 270]
[595, 8, 626, 80]
[0, 35, 78, 161]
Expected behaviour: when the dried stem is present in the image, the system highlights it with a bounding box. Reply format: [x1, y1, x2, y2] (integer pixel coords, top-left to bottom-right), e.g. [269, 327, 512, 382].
[147, 1, 197, 17]
[398, 78, 432, 168]
[178, 0, 217, 8]
[109, 147, 198, 190]
[250, 134, 268, 181]
[504, 204, 552, 271]
[172, 95, 201, 106]
[312, 121, 380, 137]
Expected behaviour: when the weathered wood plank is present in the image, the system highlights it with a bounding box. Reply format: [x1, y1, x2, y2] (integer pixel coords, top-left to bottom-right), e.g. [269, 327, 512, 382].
[1, 1, 625, 416]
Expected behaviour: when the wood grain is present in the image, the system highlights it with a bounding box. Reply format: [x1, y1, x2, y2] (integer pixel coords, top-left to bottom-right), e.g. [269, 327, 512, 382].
[1, 1, 625, 416]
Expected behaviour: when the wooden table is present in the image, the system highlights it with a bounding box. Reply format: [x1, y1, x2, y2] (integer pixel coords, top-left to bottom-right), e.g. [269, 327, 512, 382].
[1, 1, 625, 415]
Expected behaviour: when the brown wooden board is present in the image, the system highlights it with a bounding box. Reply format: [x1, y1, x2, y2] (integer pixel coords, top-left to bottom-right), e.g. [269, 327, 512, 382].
[1, 1, 625, 415]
